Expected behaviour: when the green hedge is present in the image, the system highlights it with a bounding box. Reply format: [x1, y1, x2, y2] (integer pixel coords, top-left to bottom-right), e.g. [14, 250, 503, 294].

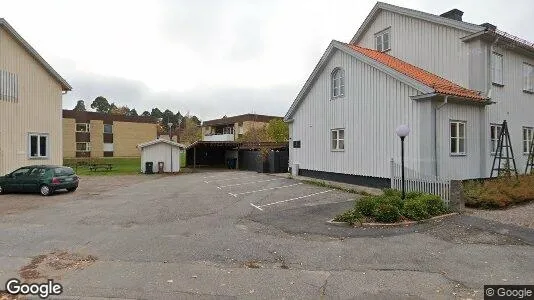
[335, 190, 449, 224]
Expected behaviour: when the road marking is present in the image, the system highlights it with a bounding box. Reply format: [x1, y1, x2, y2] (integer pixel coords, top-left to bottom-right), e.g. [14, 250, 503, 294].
[229, 193, 237, 198]
[250, 203, 264, 211]
[230, 183, 303, 196]
[218, 178, 283, 188]
[252, 189, 335, 209]
[205, 176, 263, 183]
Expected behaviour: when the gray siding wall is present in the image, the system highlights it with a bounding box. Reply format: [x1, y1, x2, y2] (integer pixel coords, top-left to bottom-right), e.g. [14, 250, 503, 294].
[355, 10, 472, 87]
[435, 102, 485, 179]
[290, 50, 426, 179]
[483, 45, 534, 175]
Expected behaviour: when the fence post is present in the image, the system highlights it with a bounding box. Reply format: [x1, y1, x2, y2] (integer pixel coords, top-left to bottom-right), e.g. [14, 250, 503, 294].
[390, 158, 394, 188]
[449, 180, 465, 212]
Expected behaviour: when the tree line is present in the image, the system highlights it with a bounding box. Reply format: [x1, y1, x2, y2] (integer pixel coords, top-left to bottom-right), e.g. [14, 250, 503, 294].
[72, 97, 202, 145]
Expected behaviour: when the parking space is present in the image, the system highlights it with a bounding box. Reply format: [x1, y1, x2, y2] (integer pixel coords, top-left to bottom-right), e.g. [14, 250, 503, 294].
[198, 170, 356, 213]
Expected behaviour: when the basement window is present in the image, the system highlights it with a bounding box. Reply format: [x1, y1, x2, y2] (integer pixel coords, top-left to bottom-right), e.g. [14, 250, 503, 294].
[331, 129, 345, 151]
[375, 28, 390, 52]
[28, 133, 49, 158]
[450, 121, 466, 155]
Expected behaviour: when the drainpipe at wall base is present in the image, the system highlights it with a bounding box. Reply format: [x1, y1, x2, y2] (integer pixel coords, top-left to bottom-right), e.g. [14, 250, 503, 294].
[434, 95, 449, 179]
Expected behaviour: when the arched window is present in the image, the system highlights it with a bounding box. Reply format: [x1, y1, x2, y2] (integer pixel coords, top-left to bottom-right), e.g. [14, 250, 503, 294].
[331, 68, 345, 98]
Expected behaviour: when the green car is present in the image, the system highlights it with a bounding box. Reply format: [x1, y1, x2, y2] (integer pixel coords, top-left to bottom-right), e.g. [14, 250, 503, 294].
[0, 165, 79, 196]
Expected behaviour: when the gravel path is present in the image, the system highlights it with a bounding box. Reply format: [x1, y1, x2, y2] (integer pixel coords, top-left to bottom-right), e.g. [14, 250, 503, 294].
[465, 202, 534, 229]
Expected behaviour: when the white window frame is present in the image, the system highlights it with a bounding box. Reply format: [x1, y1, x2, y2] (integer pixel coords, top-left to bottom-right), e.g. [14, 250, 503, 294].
[331, 128, 345, 151]
[28, 133, 49, 159]
[490, 124, 502, 155]
[103, 124, 113, 134]
[76, 123, 90, 132]
[450, 121, 466, 156]
[523, 63, 534, 93]
[331, 68, 345, 99]
[523, 127, 533, 154]
[375, 28, 390, 52]
[491, 52, 504, 86]
[76, 142, 91, 152]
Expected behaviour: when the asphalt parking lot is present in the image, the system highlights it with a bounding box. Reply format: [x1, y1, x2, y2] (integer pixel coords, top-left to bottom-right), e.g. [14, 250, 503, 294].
[0, 170, 533, 299]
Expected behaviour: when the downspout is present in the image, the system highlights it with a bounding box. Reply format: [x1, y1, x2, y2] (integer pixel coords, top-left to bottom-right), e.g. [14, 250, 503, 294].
[434, 95, 449, 178]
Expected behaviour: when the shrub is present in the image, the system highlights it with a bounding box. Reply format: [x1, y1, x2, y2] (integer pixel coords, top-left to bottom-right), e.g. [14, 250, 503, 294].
[333, 209, 363, 225]
[464, 176, 534, 209]
[402, 198, 430, 221]
[406, 191, 424, 200]
[419, 194, 447, 216]
[383, 188, 401, 197]
[373, 203, 401, 223]
[355, 196, 381, 216]
[381, 195, 404, 210]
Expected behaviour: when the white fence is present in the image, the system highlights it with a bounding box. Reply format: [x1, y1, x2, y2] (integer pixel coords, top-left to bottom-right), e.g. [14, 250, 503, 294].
[390, 159, 451, 205]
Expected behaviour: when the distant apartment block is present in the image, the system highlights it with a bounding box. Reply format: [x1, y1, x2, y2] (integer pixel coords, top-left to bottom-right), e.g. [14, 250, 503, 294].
[63, 110, 157, 158]
[202, 114, 283, 142]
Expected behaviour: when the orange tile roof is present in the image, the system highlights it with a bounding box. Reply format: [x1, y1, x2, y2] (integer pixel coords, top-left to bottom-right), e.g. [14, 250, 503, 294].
[345, 44, 488, 101]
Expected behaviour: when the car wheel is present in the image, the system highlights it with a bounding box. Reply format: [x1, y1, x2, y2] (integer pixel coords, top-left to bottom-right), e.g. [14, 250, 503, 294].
[67, 187, 77, 192]
[40, 185, 53, 196]
[0, 185, 4, 195]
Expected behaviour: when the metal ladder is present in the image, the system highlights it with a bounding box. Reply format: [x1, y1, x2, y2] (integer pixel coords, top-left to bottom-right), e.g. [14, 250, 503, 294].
[490, 120, 518, 178]
[526, 132, 534, 175]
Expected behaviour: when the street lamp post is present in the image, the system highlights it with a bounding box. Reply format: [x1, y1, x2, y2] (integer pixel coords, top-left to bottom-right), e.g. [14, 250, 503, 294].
[395, 125, 410, 200]
[168, 122, 174, 173]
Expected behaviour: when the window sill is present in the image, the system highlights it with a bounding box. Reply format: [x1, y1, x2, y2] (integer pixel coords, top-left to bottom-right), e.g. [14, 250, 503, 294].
[28, 157, 49, 160]
[492, 82, 504, 87]
[330, 95, 345, 101]
[331, 149, 345, 152]
[523, 89, 534, 94]
[450, 153, 467, 157]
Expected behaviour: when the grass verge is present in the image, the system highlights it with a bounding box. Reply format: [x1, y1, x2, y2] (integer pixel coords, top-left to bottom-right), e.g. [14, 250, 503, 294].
[302, 179, 373, 196]
[64, 157, 142, 176]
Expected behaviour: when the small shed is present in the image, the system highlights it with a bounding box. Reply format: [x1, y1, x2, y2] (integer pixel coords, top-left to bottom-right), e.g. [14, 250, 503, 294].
[138, 139, 186, 173]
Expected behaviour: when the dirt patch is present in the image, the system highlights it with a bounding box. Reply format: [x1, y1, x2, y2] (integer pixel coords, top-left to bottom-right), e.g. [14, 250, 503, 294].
[425, 221, 528, 246]
[0, 175, 164, 216]
[0, 291, 21, 300]
[18, 251, 98, 281]
[244, 260, 262, 269]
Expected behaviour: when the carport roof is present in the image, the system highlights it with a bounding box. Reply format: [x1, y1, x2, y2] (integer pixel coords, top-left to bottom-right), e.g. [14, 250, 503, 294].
[186, 141, 288, 150]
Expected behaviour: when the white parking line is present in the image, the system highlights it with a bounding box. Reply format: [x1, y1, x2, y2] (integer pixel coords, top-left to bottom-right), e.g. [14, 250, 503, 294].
[228, 183, 302, 197]
[250, 189, 334, 210]
[218, 178, 283, 188]
[205, 175, 264, 183]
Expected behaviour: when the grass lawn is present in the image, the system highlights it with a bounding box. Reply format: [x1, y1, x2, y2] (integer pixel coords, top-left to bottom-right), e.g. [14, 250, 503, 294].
[64, 157, 142, 176]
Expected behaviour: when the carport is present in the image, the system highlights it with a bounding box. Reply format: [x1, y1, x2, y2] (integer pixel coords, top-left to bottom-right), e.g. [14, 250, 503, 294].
[186, 141, 288, 172]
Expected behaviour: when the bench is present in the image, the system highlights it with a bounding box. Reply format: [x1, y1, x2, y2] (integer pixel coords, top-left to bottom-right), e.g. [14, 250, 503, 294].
[89, 164, 113, 171]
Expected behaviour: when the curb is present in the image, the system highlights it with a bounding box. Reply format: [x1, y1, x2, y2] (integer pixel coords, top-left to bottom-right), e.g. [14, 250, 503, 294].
[327, 212, 459, 228]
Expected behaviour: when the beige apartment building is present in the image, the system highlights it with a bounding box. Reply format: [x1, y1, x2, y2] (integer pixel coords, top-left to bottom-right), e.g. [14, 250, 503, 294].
[63, 110, 157, 158]
[0, 18, 72, 175]
[202, 114, 283, 142]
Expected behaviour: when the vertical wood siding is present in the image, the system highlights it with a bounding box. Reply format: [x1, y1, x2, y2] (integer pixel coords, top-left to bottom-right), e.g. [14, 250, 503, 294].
[356, 10, 471, 87]
[0, 27, 63, 175]
[483, 46, 534, 176]
[290, 50, 425, 179]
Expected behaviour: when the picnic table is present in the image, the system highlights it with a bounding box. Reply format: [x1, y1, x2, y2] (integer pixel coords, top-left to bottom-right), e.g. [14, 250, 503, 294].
[89, 163, 113, 171]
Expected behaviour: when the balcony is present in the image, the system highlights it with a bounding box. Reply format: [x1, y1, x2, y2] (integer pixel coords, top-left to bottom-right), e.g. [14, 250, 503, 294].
[203, 133, 235, 142]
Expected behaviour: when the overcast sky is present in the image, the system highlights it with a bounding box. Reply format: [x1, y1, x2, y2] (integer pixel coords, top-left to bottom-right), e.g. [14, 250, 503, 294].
[1, 0, 532, 120]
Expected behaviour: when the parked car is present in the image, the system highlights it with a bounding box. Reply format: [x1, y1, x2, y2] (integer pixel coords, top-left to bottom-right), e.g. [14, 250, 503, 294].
[0, 165, 79, 196]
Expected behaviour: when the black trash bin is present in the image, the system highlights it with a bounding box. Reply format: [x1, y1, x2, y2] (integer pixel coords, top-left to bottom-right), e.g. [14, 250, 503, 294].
[145, 162, 154, 174]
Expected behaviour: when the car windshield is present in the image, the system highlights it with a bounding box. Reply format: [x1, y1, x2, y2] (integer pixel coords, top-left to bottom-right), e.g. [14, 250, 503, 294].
[54, 167, 75, 176]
